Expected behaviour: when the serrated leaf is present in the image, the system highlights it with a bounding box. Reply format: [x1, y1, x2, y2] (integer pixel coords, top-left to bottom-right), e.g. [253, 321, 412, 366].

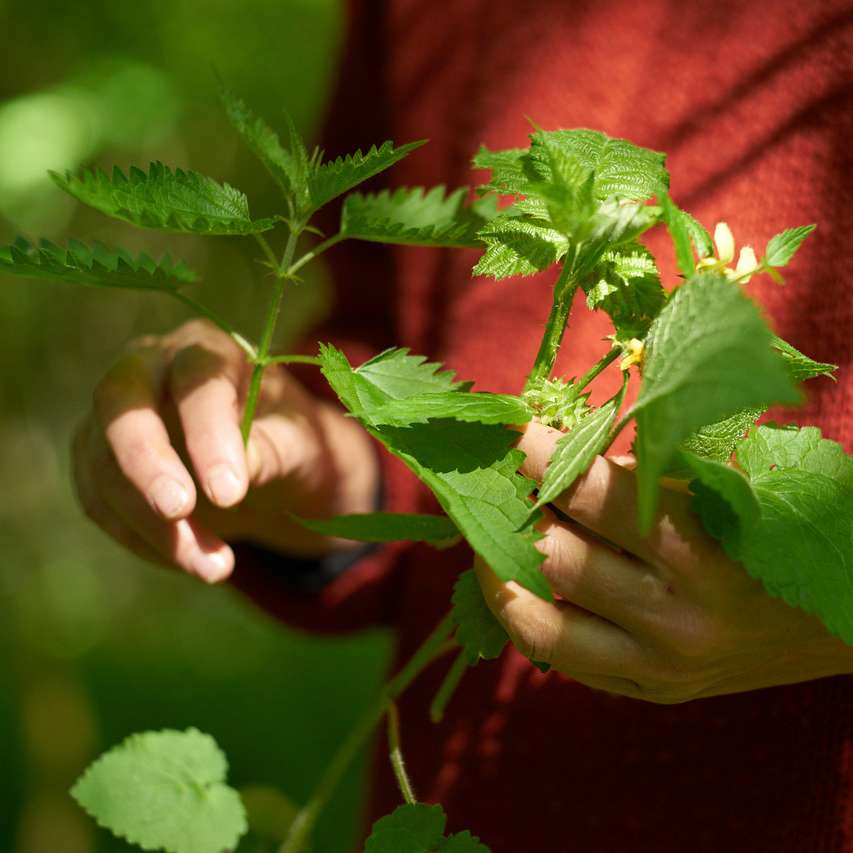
[658, 192, 713, 276]
[349, 390, 533, 426]
[219, 86, 307, 205]
[1, 236, 195, 291]
[713, 423, 853, 642]
[321, 346, 550, 599]
[532, 379, 628, 512]
[771, 334, 837, 383]
[473, 145, 529, 197]
[585, 242, 666, 338]
[340, 186, 498, 247]
[70, 728, 247, 853]
[291, 511, 458, 544]
[452, 569, 509, 665]
[678, 405, 766, 464]
[51, 163, 276, 234]
[364, 803, 490, 853]
[631, 271, 799, 527]
[307, 139, 426, 211]
[473, 216, 568, 278]
[765, 225, 815, 268]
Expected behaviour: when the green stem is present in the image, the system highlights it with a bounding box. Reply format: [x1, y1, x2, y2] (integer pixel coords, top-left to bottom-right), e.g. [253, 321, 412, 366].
[387, 702, 417, 805]
[265, 354, 322, 367]
[523, 263, 580, 395]
[280, 612, 456, 853]
[575, 346, 620, 392]
[241, 228, 302, 444]
[429, 648, 469, 723]
[286, 232, 345, 277]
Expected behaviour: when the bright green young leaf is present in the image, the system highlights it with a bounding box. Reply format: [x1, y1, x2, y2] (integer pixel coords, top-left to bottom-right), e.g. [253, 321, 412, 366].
[631, 271, 799, 527]
[771, 334, 837, 383]
[678, 405, 767, 465]
[51, 163, 277, 235]
[364, 803, 490, 852]
[452, 569, 509, 665]
[307, 139, 426, 212]
[219, 86, 308, 205]
[70, 728, 247, 853]
[585, 243, 666, 339]
[0, 237, 195, 292]
[340, 186, 498, 247]
[473, 216, 569, 278]
[349, 390, 533, 426]
[532, 379, 628, 512]
[321, 346, 550, 599]
[473, 145, 529, 198]
[291, 511, 459, 545]
[765, 225, 816, 268]
[657, 192, 714, 276]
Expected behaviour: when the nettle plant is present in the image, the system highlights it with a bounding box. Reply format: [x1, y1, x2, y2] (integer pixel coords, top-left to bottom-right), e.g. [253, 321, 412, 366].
[3, 87, 850, 852]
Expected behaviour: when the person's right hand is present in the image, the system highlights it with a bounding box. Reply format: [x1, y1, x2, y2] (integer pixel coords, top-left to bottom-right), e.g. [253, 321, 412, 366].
[72, 319, 380, 583]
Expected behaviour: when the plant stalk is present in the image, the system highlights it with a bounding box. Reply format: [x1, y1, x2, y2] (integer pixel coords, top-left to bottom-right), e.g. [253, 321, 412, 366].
[279, 612, 456, 853]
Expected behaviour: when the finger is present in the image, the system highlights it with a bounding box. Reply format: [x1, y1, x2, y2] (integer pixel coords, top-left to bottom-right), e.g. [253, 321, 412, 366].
[93, 348, 198, 520]
[474, 558, 645, 681]
[74, 421, 233, 582]
[168, 341, 251, 509]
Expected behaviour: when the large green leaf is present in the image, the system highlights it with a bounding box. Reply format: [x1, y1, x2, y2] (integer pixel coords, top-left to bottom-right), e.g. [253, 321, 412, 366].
[307, 139, 426, 211]
[340, 186, 498, 247]
[452, 569, 509, 666]
[70, 728, 246, 853]
[320, 346, 550, 599]
[687, 423, 853, 644]
[0, 237, 194, 291]
[51, 162, 276, 234]
[631, 271, 798, 526]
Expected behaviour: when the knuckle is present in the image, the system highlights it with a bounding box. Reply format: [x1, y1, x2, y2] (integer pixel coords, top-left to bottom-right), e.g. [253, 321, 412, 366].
[507, 612, 556, 663]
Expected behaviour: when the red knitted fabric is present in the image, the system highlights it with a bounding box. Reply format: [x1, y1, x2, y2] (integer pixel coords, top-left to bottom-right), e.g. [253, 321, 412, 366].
[234, 1, 853, 849]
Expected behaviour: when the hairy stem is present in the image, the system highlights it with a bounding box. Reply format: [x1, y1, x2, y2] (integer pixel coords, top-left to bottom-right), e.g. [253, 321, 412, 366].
[280, 612, 456, 853]
[387, 702, 417, 805]
[241, 229, 302, 443]
[523, 263, 580, 395]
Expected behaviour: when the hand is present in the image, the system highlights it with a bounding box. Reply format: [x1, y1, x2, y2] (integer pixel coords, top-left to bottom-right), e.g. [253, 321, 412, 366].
[73, 319, 379, 583]
[475, 421, 853, 703]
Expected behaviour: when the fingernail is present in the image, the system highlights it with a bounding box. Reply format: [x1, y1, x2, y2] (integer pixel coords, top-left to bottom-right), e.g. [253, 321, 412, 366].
[207, 464, 241, 508]
[189, 546, 232, 583]
[150, 476, 189, 519]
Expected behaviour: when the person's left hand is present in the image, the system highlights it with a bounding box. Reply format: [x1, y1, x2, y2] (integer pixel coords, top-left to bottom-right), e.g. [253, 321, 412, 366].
[475, 421, 853, 703]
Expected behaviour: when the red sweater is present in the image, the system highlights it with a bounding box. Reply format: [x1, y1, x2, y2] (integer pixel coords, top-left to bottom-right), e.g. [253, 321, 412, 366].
[235, 1, 853, 849]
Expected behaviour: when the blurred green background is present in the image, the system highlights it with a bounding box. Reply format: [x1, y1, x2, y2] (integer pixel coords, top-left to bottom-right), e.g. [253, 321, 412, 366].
[0, 1, 394, 851]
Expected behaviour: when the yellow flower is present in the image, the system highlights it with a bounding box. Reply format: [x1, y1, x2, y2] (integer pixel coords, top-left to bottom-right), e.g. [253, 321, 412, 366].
[620, 338, 644, 371]
[696, 222, 759, 283]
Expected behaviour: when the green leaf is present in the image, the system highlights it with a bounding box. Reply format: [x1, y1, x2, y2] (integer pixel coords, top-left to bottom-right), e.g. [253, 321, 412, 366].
[51, 163, 276, 235]
[473, 145, 529, 197]
[705, 423, 853, 642]
[631, 271, 799, 527]
[291, 511, 459, 545]
[349, 390, 533, 426]
[765, 225, 815, 268]
[321, 346, 550, 599]
[219, 86, 307, 205]
[657, 192, 713, 276]
[70, 728, 247, 853]
[771, 334, 837, 383]
[678, 405, 766, 464]
[452, 569, 509, 665]
[532, 379, 628, 511]
[0, 237, 195, 291]
[340, 186, 498, 247]
[473, 216, 569, 278]
[364, 803, 490, 852]
[585, 243, 666, 339]
[307, 139, 426, 211]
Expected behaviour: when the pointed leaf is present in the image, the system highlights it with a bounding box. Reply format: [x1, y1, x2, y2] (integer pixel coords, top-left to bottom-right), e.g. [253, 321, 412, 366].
[291, 511, 458, 545]
[70, 728, 247, 853]
[765, 225, 815, 268]
[349, 390, 533, 426]
[771, 334, 837, 383]
[307, 139, 426, 211]
[452, 569, 510, 666]
[1, 237, 195, 291]
[321, 346, 550, 599]
[473, 216, 568, 278]
[51, 163, 276, 234]
[340, 186, 498, 247]
[631, 272, 799, 527]
[532, 379, 627, 511]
